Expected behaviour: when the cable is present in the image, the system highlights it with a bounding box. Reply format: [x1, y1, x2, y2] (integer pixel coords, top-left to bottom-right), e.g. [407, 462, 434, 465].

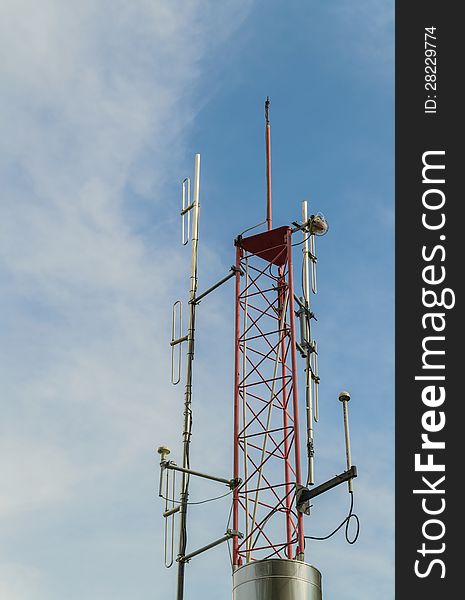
[239, 219, 267, 238]
[292, 233, 311, 247]
[267, 262, 280, 280]
[225, 500, 234, 568]
[159, 488, 233, 507]
[304, 491, 360, 545]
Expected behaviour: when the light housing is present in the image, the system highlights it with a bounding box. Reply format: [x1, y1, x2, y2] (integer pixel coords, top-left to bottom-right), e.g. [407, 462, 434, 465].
[310, 213, 329, 236]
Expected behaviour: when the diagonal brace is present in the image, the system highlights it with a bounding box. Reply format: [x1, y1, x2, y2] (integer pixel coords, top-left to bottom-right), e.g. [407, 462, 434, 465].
[178, 529, 243, 563]
[191, 266, 244, 305]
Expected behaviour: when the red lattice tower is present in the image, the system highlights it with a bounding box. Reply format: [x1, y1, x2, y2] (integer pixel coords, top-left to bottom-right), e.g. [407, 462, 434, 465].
[232, 225, 304, 566]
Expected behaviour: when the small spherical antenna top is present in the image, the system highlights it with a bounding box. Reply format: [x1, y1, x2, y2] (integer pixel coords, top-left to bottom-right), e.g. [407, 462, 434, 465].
[157, 445, 171, 460]
[338, 390, 351, 402]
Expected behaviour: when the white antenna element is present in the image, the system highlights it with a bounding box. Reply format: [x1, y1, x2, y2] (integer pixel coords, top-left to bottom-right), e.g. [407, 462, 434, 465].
[163, 466, 177, 567]
[171, 301, 183, 385]
[302, 201, 312, 307]
[302, 200, 315, 485]
[157, 446, 178, 569]
[189, 154, 201, 297]
[308, 213, 328, 295]
[310, 234, 317, 294]
[311, 340, 319, 423]
[181, 178, 191, 245]
[300, 202, 326, 487]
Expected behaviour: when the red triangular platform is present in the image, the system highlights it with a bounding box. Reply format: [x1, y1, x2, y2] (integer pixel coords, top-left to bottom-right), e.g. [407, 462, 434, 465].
[238, 226, 290, 266]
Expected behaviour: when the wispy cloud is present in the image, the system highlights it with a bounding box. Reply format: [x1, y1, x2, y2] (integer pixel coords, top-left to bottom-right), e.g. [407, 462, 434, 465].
[0, 0, 251, 596]
[329, 0, 394, 70]
[0, 562, 43, 600]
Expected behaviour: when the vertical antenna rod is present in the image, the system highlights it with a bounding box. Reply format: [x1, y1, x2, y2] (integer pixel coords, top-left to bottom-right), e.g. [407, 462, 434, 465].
[302, 200, 315, 486]
[176, 154, 201, 600]
[339, 390, 354, 493]
[265, 96, 272, 231]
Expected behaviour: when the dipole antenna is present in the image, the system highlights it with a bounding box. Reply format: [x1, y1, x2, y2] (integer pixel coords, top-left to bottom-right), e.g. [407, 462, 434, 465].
[265, 96, 272, 231]
[176, 153, 201, 600]
[161, 154, 244, 600]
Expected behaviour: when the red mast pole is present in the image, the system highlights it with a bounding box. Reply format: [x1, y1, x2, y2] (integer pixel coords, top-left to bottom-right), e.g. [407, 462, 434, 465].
[265, 97, 272, 231]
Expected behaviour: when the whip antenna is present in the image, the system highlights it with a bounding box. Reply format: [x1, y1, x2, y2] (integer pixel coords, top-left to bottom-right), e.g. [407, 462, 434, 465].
[265, 96, 272, 231]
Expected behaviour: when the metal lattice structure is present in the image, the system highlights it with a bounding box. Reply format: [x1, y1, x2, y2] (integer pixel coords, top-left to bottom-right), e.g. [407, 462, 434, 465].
[232, 226, 304, 566]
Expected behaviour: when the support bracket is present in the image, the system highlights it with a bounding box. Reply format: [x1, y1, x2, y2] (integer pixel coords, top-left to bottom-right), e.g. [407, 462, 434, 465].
[178, 529, 243, 563]
[191, 266, 244, 305]
[161, 461, 241, 490]
[296, 466, 358, 514]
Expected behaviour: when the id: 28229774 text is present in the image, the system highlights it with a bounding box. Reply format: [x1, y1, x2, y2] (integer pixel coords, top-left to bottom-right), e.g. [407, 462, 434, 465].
[424, 27, 438, 114]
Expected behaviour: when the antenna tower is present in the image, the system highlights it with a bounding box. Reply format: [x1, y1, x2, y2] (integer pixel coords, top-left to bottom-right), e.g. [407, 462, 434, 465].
[158, 99, 359, 600]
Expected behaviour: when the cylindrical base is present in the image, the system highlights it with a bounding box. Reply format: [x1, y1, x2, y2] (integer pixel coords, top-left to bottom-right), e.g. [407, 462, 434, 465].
[232, 559, 322, 600]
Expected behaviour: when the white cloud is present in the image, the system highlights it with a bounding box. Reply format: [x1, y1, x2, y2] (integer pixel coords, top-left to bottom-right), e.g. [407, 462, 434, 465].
[0, 1, 251, 597]
[0, 563, 44, 600]
[0, 0, 250, 486]
[0, 436, 76, 516]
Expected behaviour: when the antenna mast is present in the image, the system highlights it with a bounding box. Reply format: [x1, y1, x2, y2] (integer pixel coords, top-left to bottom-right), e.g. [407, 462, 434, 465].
[265, 96, 272, 231]
[176, 154, 200, 600]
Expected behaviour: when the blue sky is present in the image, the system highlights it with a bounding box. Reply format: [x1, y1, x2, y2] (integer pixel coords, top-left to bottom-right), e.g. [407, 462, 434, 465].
[0, 1, 393, 599]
